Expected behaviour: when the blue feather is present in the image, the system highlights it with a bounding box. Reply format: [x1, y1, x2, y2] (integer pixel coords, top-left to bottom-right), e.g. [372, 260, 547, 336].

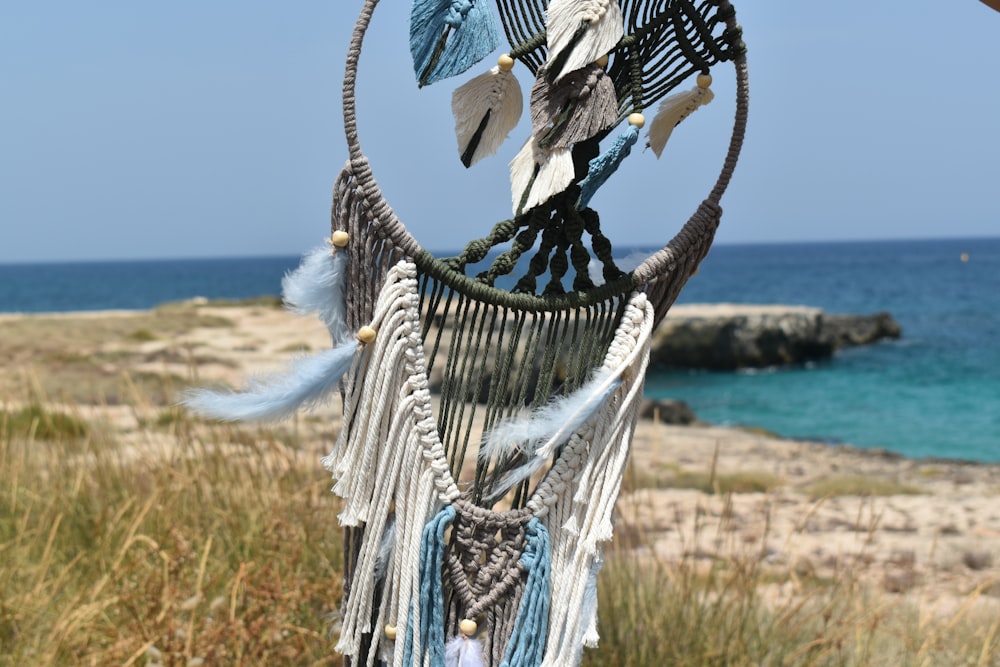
[181, 341, 358, 422]
[410, 0, 500, 86]
[577, 124, 640, 209]
[481, 368, 621, 501]
[281, 246, 349, 344]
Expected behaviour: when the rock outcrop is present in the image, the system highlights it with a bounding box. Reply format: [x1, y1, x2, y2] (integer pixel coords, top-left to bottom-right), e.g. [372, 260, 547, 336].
[821, 311, 902, 349]
[638, 398, 699, 424]
[650, 304, 901, 370]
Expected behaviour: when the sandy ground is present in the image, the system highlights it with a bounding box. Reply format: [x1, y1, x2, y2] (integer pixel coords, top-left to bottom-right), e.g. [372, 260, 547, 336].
[7, 302, 1000, 614]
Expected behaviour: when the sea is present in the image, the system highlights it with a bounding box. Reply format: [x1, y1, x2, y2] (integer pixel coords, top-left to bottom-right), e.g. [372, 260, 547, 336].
[1, 237, 997, 462]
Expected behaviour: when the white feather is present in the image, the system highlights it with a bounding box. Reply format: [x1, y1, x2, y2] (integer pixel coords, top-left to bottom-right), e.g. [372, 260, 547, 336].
[445, 636, 484, 667]
[481, 367, 621, 500]
[647, 85, 715, 158]
[281, 246, 350, 344]
[181, 340, 357, 421]
[546, 0, 624, 82]
[482, 367, 619, 461]
[373, 515, 396, 584]
[509, 138, 574, 215]
[452, 66, 523, 167]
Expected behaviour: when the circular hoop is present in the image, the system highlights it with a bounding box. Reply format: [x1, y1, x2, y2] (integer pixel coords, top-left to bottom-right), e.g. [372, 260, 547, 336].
[340, 0, 748, 317]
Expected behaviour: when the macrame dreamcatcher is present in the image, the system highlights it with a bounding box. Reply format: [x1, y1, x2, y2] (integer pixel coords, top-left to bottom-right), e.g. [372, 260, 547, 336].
[186, 1, 747, 665]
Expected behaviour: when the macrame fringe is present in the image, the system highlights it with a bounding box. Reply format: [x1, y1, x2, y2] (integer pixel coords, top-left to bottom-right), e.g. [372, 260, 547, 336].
[281, 245, 350, 344]
[647, 76, 715, 158]
[544, 0, 624, 83]
[577, 124, 640, 209]
[316, 263, 655, 666]
[525, 295, 654, 666]
[452, 62, 523, 167]
[509, 138, 573, 216]
[579, 554, 603, 648]
[181, 340, 358, 421]
[530, 63, 617, 150]
[411, 0, 501, 86]
[322, 263, 460, 662]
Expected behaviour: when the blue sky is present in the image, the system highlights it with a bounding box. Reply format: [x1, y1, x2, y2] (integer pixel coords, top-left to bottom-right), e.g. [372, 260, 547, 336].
[1, 1, 997, 263]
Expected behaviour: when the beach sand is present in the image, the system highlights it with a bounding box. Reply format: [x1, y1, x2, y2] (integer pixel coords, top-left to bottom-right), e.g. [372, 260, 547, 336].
[4, 301, 998, 616]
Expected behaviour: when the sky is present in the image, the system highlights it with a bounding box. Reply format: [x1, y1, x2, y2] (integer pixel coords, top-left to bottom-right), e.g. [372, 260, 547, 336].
[1, 1, 998, 264]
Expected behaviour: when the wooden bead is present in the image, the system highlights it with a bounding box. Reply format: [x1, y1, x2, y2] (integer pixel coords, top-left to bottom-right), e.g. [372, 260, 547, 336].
[330, 230, 350, 247]
[384, 624, 397, 640]
[697, 73, 713, 89]
[459, 618, 478, 637]
[356, 326, 377, 345]
[628, 112, 646, 129]
[498, 54, 515, 72]
[596, 54, 609, 68]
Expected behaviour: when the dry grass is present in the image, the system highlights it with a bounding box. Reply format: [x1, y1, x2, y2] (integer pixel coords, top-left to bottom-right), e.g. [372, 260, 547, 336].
[0, 393, 344, 665]
[0, 307, 233, 405]
[585, 510, 1000, 667]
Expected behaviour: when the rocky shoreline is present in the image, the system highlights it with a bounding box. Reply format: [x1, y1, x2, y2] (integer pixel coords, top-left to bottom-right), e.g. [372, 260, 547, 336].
[651, 304, 901, 370]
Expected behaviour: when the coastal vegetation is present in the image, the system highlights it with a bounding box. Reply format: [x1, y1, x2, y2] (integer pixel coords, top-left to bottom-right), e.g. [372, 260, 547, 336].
[1, 304, 998, 665]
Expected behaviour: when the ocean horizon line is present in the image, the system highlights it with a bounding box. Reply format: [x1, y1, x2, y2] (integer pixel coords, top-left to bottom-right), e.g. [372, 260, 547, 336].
[1, 234, 997, 268]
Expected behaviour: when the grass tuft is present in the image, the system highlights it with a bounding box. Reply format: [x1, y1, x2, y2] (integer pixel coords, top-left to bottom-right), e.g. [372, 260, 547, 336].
[627, 462, 781, 495]
[804, 474, 922, 498]
[126, 327, 158, 342]
[0, 403, 89, 440]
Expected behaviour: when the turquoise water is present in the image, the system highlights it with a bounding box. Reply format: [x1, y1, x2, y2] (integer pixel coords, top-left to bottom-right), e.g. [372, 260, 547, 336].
[2, 238, 997, 461]
[647, 237, 1000, 461]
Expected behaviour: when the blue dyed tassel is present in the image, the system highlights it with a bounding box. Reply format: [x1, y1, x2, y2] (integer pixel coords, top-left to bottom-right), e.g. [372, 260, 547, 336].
[577, 123, 640, 210]
[500, 518, 551, 667]
[411, 0, 500, 87]
[181, 340, 358, 421]
[402, 505, 457, 667]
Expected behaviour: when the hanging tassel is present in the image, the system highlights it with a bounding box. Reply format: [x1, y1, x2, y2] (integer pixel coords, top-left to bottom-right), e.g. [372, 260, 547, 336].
[544, 0, 623, 83]
[498, 519, 551, 667]
[481, 368, 621, 501]
[401, 505, 456, 667]
[411, 0, 501, 87]
[576, 113, 644, 209]
[580, 555, 603, 648]
[181, 338, 360, 421]
[280, 234, 350, 344]
[452, 54, 523, 167]
[509, 138, 574, 216]
[530, 63, 618, 150]
[647, 73, 715, 158]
